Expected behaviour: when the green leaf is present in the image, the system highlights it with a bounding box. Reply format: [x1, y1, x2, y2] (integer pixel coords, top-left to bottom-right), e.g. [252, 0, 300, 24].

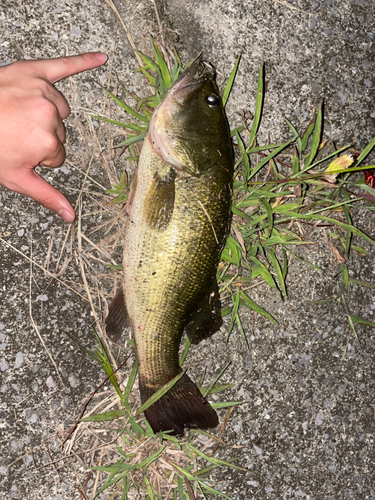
[221, 235, 242, 267]
[284, 118, 302, 153]
[303, 100, 323, 171]
[348, 315, 375, 328]
[135, 50, 159, 72]
[211, 401, 245, 409]
[260, 197, 273, 234]
[248, 62, 264, 147]
[101, 88, 149, 122]
[239, 290, 277, 324]
[179, 336, 191, 367]
[222, 54, 241, 107]
[150, 37, 172, 90]
[226, 292, 240, 341]
[115, 131, 147, 148]
[266, 248, 287, 298]
[247, 135, 297, 180]
[300, 116, 316, 151]
[202, 363, 231, 397]
[354, 135, 375, 166]
[81, 409, 127, 422]
[236, 130, 250, 181]
[248, 256, 277, 289]
[123, 355, 138, 413]
[90, 115, 147, 132]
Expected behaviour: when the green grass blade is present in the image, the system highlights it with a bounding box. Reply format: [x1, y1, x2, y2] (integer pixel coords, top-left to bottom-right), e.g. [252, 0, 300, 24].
[239, 290, 277, 324]
[123, 355, 138, 412]
[260, 197, 273, 234]
[266, 248, 287, 297]
[202, 362, 231, 397]
[247, 135, 297, 180]
[135, 371, 185, 416]
[279, 213, 375, 245]
[102, 88, 149, 122]
[179, 336, 191, 367]
[81, 409, 127, 422]
[222, 54, 241, 107]
[349, 277, 374, 288]
[284, 118, 302, 152]
[354, 135, 375, 166]
[226, 292, 240, 341]
[150, 37, 172, 90]
[115, 131, 147, 148]
[302, 101, 323, 171]
[211, 401, 245, 409]
[248, 256, 277, 289]
[90, 116, 147, 132]
[247, 63, 264, 147]
[137, 66, 157, 85]
[136, 446, 165, 470]
[135, 49, 159, 72]
[292, 145, 299, 174]
[348, 315, 375, 328]
[300, 116, 316, 151]
[236, 130, 250, 181]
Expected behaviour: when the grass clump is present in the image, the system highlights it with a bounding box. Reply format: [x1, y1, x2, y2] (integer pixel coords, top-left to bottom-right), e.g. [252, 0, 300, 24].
[98, 37, 375, 346]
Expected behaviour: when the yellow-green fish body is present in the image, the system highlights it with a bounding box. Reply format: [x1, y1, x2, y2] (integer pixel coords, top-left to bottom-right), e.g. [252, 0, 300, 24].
[106, 60, 234, 434]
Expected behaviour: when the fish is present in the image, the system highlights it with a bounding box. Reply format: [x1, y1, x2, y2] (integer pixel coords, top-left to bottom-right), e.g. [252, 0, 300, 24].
[105, 58, 234, 435]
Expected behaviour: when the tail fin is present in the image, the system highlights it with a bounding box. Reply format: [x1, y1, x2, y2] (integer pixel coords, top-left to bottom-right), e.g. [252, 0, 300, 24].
[139, 373, 218, 435]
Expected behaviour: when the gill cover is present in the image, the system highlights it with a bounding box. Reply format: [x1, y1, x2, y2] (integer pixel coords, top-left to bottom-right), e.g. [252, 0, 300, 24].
[148, 58, 232, 176]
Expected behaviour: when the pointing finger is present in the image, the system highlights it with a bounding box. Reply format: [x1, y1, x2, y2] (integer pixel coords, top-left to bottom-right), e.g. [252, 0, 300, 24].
[33, 52, 107, 84]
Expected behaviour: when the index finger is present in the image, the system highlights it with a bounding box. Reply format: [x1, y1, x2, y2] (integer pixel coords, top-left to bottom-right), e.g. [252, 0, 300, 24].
[32, 52, 108, 84]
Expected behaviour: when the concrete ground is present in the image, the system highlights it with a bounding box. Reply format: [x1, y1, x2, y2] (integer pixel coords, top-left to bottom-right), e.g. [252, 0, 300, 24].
[0, 0, 374, 499]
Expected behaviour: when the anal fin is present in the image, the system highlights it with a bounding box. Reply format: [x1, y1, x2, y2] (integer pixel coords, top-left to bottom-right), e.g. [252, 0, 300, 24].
[184, 277, 222, 345]
[105, 287, 131, 344]
[139, 372, 218, 435]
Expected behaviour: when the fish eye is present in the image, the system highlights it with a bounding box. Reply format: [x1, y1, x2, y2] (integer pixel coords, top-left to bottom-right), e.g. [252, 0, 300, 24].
[206, 94, 219, 107]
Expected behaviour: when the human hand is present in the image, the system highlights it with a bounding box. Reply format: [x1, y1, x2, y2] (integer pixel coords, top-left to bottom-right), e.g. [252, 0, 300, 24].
[0, 52, 107, 222]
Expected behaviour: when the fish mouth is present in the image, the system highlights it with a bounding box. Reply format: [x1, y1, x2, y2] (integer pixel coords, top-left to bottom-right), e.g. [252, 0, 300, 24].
[169, 56, 216, 104]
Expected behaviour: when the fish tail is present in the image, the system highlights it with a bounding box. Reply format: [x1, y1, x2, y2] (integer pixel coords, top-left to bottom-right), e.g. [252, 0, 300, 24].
[139, 373, 218, 435]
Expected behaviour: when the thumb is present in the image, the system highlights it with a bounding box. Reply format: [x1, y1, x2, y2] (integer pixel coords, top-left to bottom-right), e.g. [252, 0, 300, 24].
[15, 170, 76, 222]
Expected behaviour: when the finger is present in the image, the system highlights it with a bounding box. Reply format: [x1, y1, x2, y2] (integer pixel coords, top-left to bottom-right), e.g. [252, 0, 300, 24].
[54, 116, 66, 143]
[38, 135, 66, 168]
[45, 85, 71, 119]
[5, 170, 75, 222]
[33, 52, 107, 84]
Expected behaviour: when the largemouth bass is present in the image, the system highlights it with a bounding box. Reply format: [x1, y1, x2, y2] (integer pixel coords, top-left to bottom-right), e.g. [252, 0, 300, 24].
[106, 58, 234, 435]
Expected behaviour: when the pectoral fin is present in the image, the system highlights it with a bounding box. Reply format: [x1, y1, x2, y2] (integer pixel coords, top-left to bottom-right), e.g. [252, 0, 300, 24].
[184, 278, 222, 345]
[144, 170, 175, 230]
[105, 286, 131, 343]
